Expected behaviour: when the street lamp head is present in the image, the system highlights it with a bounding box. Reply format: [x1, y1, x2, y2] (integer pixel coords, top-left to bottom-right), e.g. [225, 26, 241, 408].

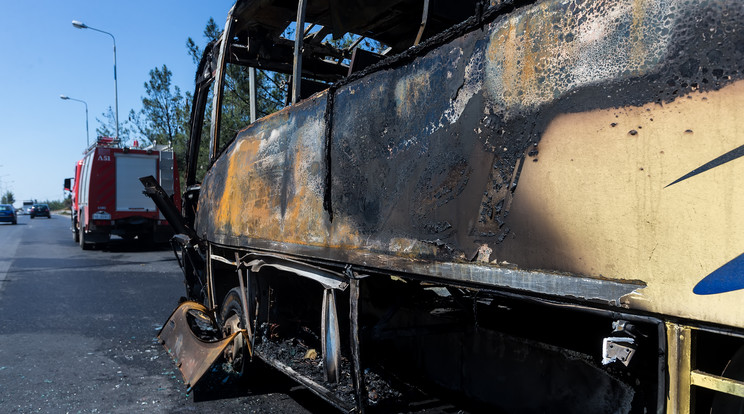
[70, 19, 118, 142]
[59, 94, 90, 147]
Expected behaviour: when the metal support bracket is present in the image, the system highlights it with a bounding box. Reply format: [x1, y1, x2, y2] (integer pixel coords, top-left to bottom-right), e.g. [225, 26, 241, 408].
[348, 269, 367, 413]
[235, 252, 255, 347]
[601, 337, 636, 366]
[292, 0, 307, 104]
[322, 288, 341, 383]
[158, 301, 243, 392]
[414, 0, 430, 46]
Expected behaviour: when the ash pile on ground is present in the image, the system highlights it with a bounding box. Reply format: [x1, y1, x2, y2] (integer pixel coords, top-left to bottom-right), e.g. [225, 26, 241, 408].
[255, 324, 402, 407]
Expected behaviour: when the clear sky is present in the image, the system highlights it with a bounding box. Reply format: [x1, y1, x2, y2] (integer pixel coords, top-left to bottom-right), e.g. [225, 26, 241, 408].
[0, 0, 235, 205]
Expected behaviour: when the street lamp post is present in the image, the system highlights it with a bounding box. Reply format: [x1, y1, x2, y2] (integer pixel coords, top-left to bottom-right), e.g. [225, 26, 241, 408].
[60, 95, 90, 147]
[72, 20, 118, 141]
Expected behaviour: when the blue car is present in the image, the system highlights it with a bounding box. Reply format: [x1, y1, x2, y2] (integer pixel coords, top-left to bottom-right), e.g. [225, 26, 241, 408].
[0, 204, 17, 225]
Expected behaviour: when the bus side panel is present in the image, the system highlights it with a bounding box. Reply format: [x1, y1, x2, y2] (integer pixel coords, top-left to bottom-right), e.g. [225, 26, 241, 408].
[197, 0, 744, 329]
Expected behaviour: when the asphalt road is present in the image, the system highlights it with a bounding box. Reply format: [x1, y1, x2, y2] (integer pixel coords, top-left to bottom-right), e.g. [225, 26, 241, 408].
[0, 213, 325, 413]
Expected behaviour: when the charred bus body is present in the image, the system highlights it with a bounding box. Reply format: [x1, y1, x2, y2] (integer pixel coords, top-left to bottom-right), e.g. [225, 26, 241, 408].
[149, 0, 744, 412]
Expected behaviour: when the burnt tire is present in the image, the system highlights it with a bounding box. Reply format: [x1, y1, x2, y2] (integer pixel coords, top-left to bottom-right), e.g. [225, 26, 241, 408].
[219, 288, 251, 377]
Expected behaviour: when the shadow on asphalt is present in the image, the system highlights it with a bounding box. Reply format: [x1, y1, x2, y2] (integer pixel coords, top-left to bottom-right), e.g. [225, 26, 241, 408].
[92, 238, 172, 253]
[193, 360, 332, 412]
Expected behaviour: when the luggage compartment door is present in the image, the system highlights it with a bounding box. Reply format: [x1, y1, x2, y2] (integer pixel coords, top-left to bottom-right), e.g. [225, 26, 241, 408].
[115, 153, 158, 212]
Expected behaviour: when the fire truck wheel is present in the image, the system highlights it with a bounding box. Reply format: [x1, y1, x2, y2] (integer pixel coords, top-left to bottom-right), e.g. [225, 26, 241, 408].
[73, 228, 79, 243]
[220, 288, 251, 377]
[79, 229, 92, 250]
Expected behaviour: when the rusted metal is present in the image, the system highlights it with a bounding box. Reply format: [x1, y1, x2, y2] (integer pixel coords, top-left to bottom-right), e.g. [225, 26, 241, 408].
[235, 252, 254, 344]
[158, 301, 242, 391]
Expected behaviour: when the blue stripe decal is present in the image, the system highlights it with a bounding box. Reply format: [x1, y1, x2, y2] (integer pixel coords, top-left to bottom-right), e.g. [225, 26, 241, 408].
[665, 145, 744, 295]
[693, 253, 744, 295]
[665, 144, 744, 188]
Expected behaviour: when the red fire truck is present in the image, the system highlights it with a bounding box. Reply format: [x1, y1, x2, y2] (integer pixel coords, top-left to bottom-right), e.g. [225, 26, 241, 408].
[64, 137, 180, 249]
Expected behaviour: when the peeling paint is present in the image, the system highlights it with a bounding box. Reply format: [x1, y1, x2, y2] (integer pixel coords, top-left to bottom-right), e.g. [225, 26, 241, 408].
[484, 0, 679, 116]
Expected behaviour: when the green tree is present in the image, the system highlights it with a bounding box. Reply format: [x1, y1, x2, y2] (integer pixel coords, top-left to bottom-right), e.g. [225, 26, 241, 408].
[186, 18, 220, 64]
[127, 64, 192, 190]
[126, 109, 152, 148]
[95, 106, 131, 143]
[1, 190, 15, 205]
[134, 65, 186, 148]
[42, 199, 66, 211]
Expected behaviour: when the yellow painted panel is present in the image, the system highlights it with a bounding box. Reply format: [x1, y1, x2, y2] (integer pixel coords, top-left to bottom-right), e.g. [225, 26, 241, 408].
[499, 81, 744, 327]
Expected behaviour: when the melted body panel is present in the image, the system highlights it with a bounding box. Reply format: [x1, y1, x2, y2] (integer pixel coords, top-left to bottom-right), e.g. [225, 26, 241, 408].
[196, 0, 744, 329]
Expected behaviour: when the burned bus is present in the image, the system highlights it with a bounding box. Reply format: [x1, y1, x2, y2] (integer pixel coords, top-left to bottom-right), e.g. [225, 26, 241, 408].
[144, 0, 744, 412]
